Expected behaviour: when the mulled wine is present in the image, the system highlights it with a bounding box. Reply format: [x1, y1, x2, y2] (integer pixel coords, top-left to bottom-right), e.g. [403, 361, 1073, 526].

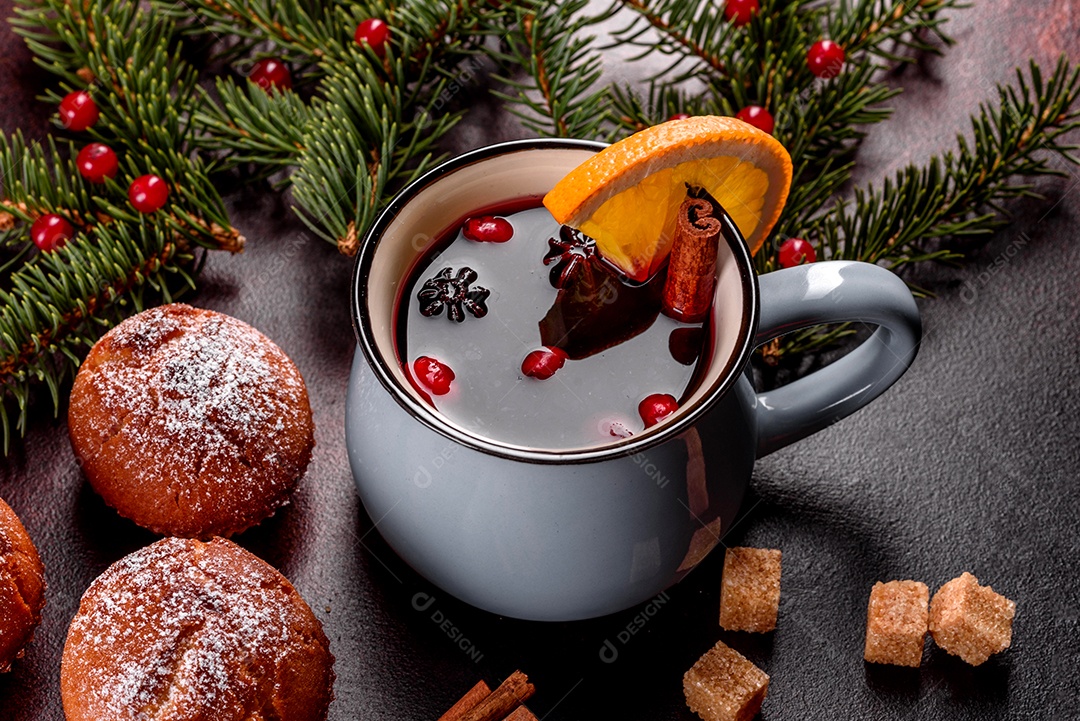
[395, 201, 711, 450]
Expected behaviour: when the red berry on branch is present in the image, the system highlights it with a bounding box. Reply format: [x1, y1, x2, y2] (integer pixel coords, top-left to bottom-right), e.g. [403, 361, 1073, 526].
[723, 0, 759, 26]
[463, 216, 514, 243]
[521, 347, 568, 380]
[76, 143, 119, 184]
[248, 58, 292, 91]
[414, 356, 455, 395]
[667, 113, 691, 121]
[354, 18, 390, 55]
[734, 105, 774, 134]
[778, 238, 816, 267]
[807, 40, 845, 79]
[639, 393, 679, 428]
[58, 91, 99, 131]
[31, 214, 74, 252]
[128, 175, 169, 214]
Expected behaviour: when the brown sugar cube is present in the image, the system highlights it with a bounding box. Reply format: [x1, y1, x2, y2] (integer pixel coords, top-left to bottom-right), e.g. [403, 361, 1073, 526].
[863, 580, 929, 667]
[719, 547, 782, 632]
[929, 572, 1016, 666]
[683, 639, 769, 721]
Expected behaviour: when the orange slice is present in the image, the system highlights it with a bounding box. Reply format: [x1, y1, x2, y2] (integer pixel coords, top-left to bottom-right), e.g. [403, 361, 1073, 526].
[544, 116, 792, 281]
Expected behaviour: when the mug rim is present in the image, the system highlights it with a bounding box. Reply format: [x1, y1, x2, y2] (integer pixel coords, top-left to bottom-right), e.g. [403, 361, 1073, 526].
[351, 138, 760, 464]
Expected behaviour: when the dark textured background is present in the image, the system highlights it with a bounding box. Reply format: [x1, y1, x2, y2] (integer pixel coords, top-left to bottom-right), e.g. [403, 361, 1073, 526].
[1, 2, 1079, 719]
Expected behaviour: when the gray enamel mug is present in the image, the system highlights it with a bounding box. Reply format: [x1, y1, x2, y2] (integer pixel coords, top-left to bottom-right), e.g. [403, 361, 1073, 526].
[346, 139, 921, 621]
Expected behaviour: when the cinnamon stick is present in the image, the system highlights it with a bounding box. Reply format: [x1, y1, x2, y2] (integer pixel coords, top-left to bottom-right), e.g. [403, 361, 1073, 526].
[661, 194, 722, 323]
[503, 707, 540, 721]
[459, 671, 536, 721]
[438, 680, 493, 721]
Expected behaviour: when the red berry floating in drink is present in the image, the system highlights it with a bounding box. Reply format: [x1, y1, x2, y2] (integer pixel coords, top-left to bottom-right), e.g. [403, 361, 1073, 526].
[128, 174, 169, 214]
[463, 216, 513, 243]
[355, 18, 390, 55]
[778, 238, 816, 268]
[735, 105, 774, 134]
[521, 347, 568, 380]
[58, 91, 99, 131]
[639, 393, 679, 428]
[414, 356, 455, 395]
[249, 58, 292, 91]
[807, 40, 845, 79]
[31, 214, 74, 252]
[76, 143, 119, 184]
[723, 0, 759, 26]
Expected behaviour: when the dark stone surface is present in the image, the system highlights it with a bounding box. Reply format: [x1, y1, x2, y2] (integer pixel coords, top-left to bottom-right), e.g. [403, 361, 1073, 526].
[1, 3, 1079, 719]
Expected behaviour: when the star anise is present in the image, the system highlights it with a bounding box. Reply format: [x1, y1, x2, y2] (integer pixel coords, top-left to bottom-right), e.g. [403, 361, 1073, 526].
[543, 226, 598, 289]
[417, 266, 490, 322]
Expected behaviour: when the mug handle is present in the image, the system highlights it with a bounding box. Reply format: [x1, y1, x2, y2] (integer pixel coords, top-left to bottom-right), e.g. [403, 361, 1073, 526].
[753, 261, 922, 458]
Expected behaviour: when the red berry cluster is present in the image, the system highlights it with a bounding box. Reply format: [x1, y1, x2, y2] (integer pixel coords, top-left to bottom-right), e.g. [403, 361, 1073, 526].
[52, 85, 172, 236]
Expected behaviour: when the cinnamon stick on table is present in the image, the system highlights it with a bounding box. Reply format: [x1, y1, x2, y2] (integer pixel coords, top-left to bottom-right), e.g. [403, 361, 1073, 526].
[661, 194, 723, 323]
[459, 671, 536, 721]
[438, 680, 493, 721]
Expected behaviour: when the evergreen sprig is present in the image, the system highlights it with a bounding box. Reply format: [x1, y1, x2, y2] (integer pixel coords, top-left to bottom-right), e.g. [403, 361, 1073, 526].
[487, 0, 614, 139]
[1, 0, 241, 451]
[174, 0, 529, 251]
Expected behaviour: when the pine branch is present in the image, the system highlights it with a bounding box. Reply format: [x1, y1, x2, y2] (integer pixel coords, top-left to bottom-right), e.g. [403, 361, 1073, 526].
[489, 0, 614, 139]
[812, 58, 1080, 271]
[1, 0, 243, 451]
[611, 0, 737, 83]
[0, 218, 195, 452]
[289, 47, 461, 253]
[193, 78, 312, 176]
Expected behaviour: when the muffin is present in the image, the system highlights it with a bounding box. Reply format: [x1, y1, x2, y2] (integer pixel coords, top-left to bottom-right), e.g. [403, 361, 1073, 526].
[68, 304, 315, 538]
[0, 496, 46, 672]
[61, 536, 334, 720]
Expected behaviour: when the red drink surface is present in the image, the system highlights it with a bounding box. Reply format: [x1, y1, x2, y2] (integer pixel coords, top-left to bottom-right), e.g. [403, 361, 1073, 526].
[397, 203, 709, 449]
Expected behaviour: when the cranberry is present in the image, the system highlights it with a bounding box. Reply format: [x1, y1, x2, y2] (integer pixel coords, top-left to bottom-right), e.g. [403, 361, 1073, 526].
[31, 214, 74, 252]
[639, 393, 679, 428]
[249, 58, 292, 91]
[355, 18, 390, 55]
[463, 216, 513, 243]
[723, 0, 759, 26]
[667, 113, 691, 121]
[76, 143, 119, 184]
[669, 327, 704, 366]
[58, 91, 99, 131]
[807, 40, 845, 79]
[414, 356, 455, 395]
[128, 174, 169, 213]
[778, 238, 816, 268]
[735, 105, 774, 134]
[521, 347, 568, 380]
